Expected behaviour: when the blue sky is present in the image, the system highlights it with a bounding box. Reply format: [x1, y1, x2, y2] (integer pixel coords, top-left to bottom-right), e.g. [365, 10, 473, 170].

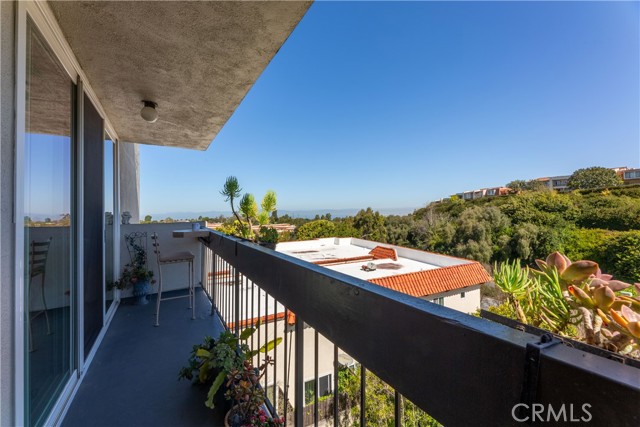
[140, 1, 640, 217]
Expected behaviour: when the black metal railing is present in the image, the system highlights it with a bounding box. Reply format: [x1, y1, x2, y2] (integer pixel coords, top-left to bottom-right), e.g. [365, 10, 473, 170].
[199, 231, 640, 427]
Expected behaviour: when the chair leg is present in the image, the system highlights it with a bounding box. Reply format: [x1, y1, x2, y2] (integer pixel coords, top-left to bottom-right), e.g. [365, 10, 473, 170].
[29, 316, 34, 352]
[191, 260, 195, 320]
[41, 274, 51, 335]
[154, 267, 162, 327]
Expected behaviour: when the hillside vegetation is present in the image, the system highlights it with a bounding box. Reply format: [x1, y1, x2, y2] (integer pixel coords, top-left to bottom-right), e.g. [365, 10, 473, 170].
[280, 186, 640, 284]
[401, 186, 640, 283]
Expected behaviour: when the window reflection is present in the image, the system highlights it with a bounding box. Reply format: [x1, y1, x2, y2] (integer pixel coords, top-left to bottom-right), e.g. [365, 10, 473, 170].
[105, 136, 115, 310]
[25, 18, 74, 427]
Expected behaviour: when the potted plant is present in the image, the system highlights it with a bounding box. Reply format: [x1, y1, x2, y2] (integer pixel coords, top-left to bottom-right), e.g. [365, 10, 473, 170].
[219, 176, 277, 243]
[224, 357, 285, 427]
[111, 234, 155, 305]
[179, 326, 283, 420]
[258, 226, 279, 250]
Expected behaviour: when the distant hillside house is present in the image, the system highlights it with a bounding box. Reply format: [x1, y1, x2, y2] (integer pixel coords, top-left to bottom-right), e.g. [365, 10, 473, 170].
[277, 238, 491, 313]
[621, 168, 640, 185]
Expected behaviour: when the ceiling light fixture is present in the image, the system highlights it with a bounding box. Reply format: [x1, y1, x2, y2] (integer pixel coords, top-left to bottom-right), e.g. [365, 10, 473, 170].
[140, 100, 158, 123]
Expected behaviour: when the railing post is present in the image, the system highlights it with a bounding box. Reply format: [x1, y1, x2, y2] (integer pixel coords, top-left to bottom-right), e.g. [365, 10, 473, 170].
[294, 316, 304, 426]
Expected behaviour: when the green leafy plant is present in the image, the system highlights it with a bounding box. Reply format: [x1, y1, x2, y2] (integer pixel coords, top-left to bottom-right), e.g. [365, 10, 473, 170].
[258, 226, 279, 245]
[179, 326, 282, 412]
[110, 234, 154, 290]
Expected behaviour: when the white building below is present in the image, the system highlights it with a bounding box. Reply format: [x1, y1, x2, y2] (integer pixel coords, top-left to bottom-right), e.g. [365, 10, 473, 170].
[277, 237, 491, 314]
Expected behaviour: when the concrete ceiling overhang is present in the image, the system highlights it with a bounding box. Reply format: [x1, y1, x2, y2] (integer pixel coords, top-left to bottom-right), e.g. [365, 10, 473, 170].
[48, 0, 312, 150]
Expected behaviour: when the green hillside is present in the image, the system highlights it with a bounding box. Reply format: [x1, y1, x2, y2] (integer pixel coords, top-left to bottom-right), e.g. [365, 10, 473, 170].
[402, 186, 640, 283]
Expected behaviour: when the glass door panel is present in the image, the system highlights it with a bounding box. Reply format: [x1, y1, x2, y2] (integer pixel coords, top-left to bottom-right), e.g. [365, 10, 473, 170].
[24, 18, 74, 427]
[105, 136, 115, 311]
[83, 94, 104, 357]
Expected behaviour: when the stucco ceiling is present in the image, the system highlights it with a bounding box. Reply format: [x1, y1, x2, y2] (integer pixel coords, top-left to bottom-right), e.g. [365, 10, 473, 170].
[48, 1, 312, 150]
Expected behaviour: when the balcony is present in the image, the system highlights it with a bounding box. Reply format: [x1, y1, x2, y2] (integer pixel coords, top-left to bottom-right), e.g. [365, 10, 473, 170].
[63, 228, 639, 426]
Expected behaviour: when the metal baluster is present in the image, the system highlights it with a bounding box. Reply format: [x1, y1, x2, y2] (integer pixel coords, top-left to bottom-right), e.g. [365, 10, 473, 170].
[333, 344, 339, 427]
[394, 391, 402, 427]
[294, 315, 304, 427]
[235, 269, 240, 336]
[245, 275, 249, 333]
[224, 262, 229, 329]
[314, 330, 319, 427]
[210, 251, 216, 315]
[257, 286, 262, 359]
[265, 288, 269, 393]
[273, 296, 279, 415]
[251, 279, 255, 353]
[360, 366, 366, 427]
[284, 308, 290, 427]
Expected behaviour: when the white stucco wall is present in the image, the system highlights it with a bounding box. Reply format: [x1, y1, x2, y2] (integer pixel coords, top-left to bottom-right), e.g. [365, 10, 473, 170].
[249, 319, 346, 414]
[119, 142, 140, 223]
[118, 223, 204, 298]
[1, 1, 16, 423]
[427, 286, 481, 315]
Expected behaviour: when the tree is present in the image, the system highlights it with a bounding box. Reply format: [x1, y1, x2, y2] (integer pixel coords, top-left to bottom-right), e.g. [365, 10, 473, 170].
[144, 214, 152, 223]
[338, 366, 440, 426]
[295, 220, 336, 240]
[568, 167, 623, 190]
[507, 179, 549, 192]
[506, 180, 528, 192]
[451, 206, 511, 263]
[353, 208, 387, 242]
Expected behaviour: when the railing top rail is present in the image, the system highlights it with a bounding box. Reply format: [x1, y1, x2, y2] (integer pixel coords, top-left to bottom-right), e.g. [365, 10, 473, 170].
[200, 230, 640, 427]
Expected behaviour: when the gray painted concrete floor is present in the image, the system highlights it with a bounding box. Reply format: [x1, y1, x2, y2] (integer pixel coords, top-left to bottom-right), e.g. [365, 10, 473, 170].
[62, 289, 226, 427]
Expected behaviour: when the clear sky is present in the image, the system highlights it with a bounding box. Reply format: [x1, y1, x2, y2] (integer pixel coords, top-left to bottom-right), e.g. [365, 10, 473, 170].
[140, 1, 640, 217]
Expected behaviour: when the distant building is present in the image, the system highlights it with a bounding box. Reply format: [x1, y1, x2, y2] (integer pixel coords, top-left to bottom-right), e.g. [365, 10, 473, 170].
[536, 175, 570, 192]
[206, 222, 296, 233]
[277, 238, 491, 313]
[621, 168, 640, 185]
[453, 166, 639, 200]
[456, 187, 510, 200]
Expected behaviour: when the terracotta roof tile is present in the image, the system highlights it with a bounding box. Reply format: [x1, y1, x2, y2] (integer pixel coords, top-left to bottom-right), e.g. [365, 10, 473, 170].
[369, 262, 491, 297]
[369, 246, 398, 261]
[228, 312, 286, 330]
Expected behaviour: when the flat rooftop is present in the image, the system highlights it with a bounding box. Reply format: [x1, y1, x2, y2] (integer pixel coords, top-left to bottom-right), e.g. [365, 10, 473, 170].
[276, 238, 491, 298]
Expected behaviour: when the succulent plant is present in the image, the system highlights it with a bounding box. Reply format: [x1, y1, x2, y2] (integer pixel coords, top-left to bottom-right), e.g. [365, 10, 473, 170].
[493, 252, 639, 358]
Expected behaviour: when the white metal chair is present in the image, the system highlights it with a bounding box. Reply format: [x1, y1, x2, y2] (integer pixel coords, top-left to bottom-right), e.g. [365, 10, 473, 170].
[151, 232, 195, 326]
[29, 237, 52, 351]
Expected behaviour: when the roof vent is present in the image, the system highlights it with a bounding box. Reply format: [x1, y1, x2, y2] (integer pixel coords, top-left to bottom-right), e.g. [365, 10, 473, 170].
[361, 262, 377, 272]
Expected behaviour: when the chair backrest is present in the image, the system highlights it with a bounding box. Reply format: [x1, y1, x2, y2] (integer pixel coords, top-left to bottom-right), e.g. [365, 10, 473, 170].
[151, 232, 161, 265]
[29, 237, 52, 278]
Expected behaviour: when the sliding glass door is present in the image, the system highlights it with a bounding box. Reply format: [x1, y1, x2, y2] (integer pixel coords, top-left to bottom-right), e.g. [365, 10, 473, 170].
[24, 18, 74, 427]
[105, 135, 116, 312]
[83, 94, 105, 358]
